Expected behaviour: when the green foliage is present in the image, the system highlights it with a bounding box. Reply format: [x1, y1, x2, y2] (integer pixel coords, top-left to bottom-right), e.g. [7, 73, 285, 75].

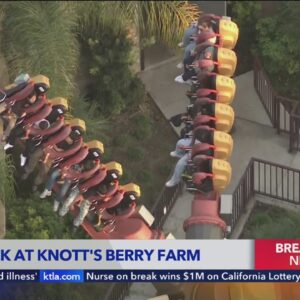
[243, 204, 300, 239]
[112, 135, 131, 148]
[132, 114, 153, 140]
[126, 146, 144, 161]
[256, 2, 300, 97]
[136, 170, 152, 184]
[1, 2, 79, 98]
[121, 169, 133, 184]
[76, 1, 200, 48]
[70, 95, 109, 142]
[5, 193, 86, 239]
[0, 151, 15, 205]
[81, 24, 145, 117]
[230, 1, 262, 73]
[231, 1, 262, 26]
[159, 164, 172, 177]
[123, 1, 200, 47]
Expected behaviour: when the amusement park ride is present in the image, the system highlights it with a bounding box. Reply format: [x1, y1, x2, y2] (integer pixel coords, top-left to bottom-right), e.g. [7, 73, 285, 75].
[0, 13, 237, 241]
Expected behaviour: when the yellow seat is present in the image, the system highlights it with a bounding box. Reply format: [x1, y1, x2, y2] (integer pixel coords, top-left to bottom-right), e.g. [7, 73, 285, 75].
[4, 74, 50, 92]
[31, 75, 50, 88]
[212, 158, 232, 192]
[217, 48, 237, 77]
[216, 75, 236, 104]
[86, 140, 104, 155]
[49, 97, 68, 110]
[213, 131, 233, 160]
[122, 183, 141, 198]
[66, 118, 86, 133]
[219, 19, 239, 49]
[215, 103, 235, 132]
[105, 161, 123, 176]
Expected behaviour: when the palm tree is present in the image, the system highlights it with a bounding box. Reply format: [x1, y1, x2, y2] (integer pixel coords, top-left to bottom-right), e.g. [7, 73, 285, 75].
[76, 1, 200, 69]
[1, 1, 199, 96]
[123, 1, 200, 46]
[77, 1, 200, 44]
[1, 2, 79, 98]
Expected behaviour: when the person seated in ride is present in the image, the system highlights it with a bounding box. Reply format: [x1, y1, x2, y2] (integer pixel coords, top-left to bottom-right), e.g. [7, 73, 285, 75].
[72, 167, 123, 228]
[0, 73, 30, 115]
[48, 142, 104, 213]
[176, 19, 200, 69]
[58, 155, 123, 220]
[184, 71, 212, 102]
[181, 45, 216, 85]
[105, 187, 140, 217]
[175, 20, 215, 84]
[21, 119, 85, 181]
[19, 99, 68, 167]
[2, 79, 50, 148]
[1, 74, 49, 144]
[166, 129, 203, 187]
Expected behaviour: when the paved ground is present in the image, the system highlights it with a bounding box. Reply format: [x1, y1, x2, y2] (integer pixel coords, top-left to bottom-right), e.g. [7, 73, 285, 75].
[144, 43, 175, 70]
[139, 59, 300, 240]
[132, 59, 300, 300]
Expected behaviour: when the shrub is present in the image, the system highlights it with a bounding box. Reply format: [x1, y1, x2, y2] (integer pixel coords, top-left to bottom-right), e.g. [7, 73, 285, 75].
[159, 164, 172, 177]
[132, 115, 153, 140]
[5, 193, 86, 239]
[121, 169, 133, 184]
[80, 24, 145, 117]
[126, 146, 144, 161]
[112, 135, 131, 148]
[136, 170, 152, 184]
[1, 2, 79, 98]
[243, 204, 300, 239]
[256, 2, 300, 98]
[229, 1, 262, 73]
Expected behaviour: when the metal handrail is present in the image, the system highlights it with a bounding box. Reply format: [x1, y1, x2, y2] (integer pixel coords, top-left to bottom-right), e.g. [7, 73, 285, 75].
[231, 157, 300, 233]
[151, 180, 185, 230]
[254, 57, 300, 152]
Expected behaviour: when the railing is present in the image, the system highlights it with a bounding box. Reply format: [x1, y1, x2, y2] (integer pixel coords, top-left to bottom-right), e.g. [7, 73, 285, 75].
[104, 180, 184, 300]
[105, 156, 300, 298]
[231, 159, 254, 230]
[253, 158, 300, 204]
[253, 59, 277, 127]
[151, 180, 185, 230]
[290, 103, 300, 152]
[253, 58, 300, 152]
[103, 90, 184, 300]
[231, 157, 300, 233]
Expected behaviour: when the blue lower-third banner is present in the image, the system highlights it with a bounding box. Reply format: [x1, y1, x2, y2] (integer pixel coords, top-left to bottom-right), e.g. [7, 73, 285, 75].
[2, 270, 300, 283]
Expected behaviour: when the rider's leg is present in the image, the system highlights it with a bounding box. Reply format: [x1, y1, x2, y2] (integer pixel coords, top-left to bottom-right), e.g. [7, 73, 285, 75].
[22, 147, 44, 180]
[165, 153, 189, 187]
[58, 187, 80, 217]
[53, 179, 72, 212]
[73, 199, 91, 227]
[40, 168, 61, 198]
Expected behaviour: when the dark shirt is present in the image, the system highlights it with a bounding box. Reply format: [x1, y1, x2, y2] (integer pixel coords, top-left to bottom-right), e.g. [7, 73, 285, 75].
[107, 193, 136, 216]
[84, 177, 116, 199]
[56, 138, 73, 150]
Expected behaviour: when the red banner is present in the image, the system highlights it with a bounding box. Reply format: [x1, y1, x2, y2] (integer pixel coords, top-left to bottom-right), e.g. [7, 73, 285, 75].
[255, 240, 300, 270]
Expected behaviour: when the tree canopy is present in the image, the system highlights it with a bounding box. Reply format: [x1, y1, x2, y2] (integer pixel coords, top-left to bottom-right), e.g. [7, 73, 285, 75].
[256, 2, 300, 98]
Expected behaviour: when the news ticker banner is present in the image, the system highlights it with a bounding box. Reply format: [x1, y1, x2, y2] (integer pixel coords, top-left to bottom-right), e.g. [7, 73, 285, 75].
[1, 240, 300, 269]
[2, 270, 300, 283]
